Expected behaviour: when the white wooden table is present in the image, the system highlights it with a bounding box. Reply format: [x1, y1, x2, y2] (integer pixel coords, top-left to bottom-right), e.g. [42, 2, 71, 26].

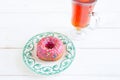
[0, 0, 120, 80]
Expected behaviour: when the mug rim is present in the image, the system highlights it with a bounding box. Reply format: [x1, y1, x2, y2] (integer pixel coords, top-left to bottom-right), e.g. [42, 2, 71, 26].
[72, 0, 97, 6]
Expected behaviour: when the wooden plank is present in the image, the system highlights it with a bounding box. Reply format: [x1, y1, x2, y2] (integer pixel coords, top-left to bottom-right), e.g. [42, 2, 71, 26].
[0, 76, 120, 80]
[0, 0, 70, 12]
[0, 12, 120, 28]
[95, 0, 120, 12]
[73, 28, 120, 49]
[97, 12, 120, 28]
[0, 13, 70, 28]
[0, 27, 120, 48]
[0, 49, 120, 76]
[0, 0, 119, 13]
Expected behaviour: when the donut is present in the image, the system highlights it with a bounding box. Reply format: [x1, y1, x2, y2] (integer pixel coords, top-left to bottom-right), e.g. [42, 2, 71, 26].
[37, 36, 65, 61]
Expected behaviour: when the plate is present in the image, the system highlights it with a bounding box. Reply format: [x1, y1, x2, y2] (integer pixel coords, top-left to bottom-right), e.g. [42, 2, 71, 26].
[23, 32, 76, 75]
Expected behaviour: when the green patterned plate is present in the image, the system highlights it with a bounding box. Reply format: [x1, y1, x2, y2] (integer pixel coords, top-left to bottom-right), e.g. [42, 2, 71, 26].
[23, 32, 76, 75]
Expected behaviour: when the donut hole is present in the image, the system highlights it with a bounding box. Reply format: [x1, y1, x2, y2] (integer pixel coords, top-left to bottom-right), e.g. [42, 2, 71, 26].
[45, 41, 55, 49]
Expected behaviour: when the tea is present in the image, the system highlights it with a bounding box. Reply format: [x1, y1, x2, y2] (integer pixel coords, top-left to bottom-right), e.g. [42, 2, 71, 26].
[79, 0, 95, 3]
[72, 0, 96, 30]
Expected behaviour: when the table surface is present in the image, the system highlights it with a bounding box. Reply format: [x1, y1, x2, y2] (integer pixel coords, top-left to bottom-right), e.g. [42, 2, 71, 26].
[0, 0, 120, 80]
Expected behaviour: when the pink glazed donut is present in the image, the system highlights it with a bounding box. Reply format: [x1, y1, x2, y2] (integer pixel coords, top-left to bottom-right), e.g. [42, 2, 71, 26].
[37, 36, 65, 61]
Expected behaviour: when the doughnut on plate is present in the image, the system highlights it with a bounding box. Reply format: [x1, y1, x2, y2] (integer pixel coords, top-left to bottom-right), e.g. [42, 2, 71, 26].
[23, 32, 76, 75]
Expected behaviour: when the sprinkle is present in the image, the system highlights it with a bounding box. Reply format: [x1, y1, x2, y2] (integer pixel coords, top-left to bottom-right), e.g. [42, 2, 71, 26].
[47, 52, 51, 56]
[53, 54, 57, 58]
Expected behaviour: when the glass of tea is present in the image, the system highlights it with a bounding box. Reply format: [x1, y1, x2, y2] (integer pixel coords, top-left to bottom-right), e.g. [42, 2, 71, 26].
[71, 0, 98, 39]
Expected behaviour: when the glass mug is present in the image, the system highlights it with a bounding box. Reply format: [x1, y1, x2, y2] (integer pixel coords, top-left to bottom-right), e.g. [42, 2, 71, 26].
[71, 0, 98, 39]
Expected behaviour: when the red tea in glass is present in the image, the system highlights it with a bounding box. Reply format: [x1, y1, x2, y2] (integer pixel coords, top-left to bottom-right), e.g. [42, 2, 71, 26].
[72, 0, 97, 30]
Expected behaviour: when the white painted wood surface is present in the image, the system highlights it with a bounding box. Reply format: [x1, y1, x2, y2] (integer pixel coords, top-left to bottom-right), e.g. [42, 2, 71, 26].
[0, 0, 120, 79]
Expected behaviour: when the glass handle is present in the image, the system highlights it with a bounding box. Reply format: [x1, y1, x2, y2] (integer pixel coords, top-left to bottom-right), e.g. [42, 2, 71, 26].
[88, 12, 100, 30]
[79, 12, 100, 36]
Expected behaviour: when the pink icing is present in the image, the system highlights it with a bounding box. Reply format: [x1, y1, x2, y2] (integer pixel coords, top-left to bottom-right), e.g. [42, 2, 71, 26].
[37, 36, 64, 61]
